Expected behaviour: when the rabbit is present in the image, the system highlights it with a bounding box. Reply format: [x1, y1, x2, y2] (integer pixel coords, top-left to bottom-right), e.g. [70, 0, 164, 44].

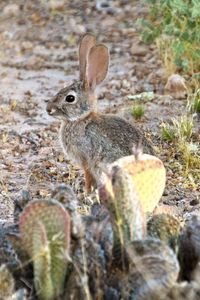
[46, 33, 155, 192]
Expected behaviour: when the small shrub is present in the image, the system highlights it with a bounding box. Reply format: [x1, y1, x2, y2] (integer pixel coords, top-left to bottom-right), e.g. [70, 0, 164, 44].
[173, 116, 193, 141]
[188, 89, 200, 114]
[131, 105, 145, 120]
[161, 116, 193, 142]
[137, 0, 200, 86]
[179, 141, 200, 176]
[161, 114, 199, 176]
[161, 122, 176, 142]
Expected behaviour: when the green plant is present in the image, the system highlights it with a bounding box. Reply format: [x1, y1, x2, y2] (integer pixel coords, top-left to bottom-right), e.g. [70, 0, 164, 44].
[137, 0, 200, 85]
[173, 116, 193, 141]
[161, 114, 199, 177]
[179, 141, 200, 176]
[147, 214, 181, 251]
[0, 264, 15, 299]
[161, 122, 176, 141]
[161, 116, 194, 142]
[19, 200, 71, 300]
[131, 104, 145, 120]
[188, 89, 200, 114]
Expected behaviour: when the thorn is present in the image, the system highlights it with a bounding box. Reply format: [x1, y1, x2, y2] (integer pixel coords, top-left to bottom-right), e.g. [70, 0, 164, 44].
[132, 140, 143, 161]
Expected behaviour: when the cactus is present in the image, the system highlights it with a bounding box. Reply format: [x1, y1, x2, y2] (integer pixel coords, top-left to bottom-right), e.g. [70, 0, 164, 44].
[178, 215, 200, 281]
[147, 214, 181, 251]
[99, 154, 166, 265]
[109, 154, 166, 213]
[167, 282, 200, 300]
[19, 199, 71, 300]
[51, 184, 83, 238]
[123, 238, 180, 300]
[0, 264, 15, 299]
[99, 164, 145, 267]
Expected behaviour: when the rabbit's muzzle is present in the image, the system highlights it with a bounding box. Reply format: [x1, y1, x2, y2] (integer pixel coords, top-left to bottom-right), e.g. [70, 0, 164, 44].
[46, 101, 68, 120]
[46, 101, 58, 116]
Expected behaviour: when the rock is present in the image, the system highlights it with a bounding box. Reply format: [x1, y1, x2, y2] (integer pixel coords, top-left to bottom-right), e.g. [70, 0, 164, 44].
[165, 74, 187, 99]
[122, 239, 180, 299]
[21, 41, 33, 51]
[190, 199, 200, 206]
[95, 0, 118, 14]
[68, 18, 86, 34]
[131, 43, 148, 56]
[148, 68, 166, 84]
[178, 215, 200, 281]
[49, 0, 65, 10]
[3, 4, 20, 17]
[143, 83, 154, 92]
[155, 68, 166, 78]
[122, 79, 131, 89]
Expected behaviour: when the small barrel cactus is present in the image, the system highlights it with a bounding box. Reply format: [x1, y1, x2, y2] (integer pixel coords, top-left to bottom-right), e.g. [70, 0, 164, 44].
[147, 214, 181, 251]
[178, 214, 200, 281]
[19, 199, 71, 300]
[167, 282, 200, 300]
[50, 184, 83, 238]
[123, 238, 180, 300]
[0, 264, 15, 299]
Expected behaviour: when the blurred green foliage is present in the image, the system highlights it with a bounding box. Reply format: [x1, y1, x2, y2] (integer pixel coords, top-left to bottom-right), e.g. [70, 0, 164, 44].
[131, 104, 145, 120]
[188, 89, 200, 114]
[137, 0, 200, 80]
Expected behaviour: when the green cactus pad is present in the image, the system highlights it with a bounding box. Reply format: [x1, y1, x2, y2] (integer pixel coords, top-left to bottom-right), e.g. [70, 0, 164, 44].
[0, 264, 15, 299]
[32, 221, 54, 300]
[19, 199, 71, 300]
[109, 154, 166, 213]
[100, 164, 146, 267]
[147, 214, 181, 251]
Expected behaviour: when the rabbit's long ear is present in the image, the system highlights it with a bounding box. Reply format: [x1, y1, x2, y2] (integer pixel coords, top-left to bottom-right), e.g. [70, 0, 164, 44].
[86, 44, 109, 90]
[79, 33, 96, 82]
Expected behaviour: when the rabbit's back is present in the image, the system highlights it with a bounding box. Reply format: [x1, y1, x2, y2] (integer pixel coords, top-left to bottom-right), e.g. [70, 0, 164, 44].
[85, 114, 154, 163]
[60, 113, 154, 173]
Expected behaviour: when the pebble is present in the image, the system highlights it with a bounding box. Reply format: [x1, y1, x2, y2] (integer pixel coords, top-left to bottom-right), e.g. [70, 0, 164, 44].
[21, 41, 33, 51]
[3, 4, 20, 17]
[190, 199, 200, 206]
[131, 44, 148, 56]
[49, 0, 65, 10]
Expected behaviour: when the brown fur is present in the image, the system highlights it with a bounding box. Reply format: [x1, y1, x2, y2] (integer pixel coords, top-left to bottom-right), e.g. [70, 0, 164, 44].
[46, 34, 155, 192]
[82, 163, 96, 193]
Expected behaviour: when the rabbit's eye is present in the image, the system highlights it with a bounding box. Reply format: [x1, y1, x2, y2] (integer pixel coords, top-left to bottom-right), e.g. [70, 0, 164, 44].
[65, 94, 76, 103]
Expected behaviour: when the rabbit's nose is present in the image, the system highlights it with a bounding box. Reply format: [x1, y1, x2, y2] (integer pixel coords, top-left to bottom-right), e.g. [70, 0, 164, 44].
[46, 102, 56, 115]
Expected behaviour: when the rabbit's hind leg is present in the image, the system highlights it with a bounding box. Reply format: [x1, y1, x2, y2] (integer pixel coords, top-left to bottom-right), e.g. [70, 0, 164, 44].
[85, 169, 96, 193]
[82, 160, 96, 193]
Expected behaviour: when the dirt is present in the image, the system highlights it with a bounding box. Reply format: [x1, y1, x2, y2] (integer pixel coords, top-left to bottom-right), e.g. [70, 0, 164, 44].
[0, 0, 199, 227]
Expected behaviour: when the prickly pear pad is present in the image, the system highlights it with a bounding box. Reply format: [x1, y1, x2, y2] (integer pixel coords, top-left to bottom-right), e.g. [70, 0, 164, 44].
[19, 200, 71, 299]
[110, 154, 166, 213]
